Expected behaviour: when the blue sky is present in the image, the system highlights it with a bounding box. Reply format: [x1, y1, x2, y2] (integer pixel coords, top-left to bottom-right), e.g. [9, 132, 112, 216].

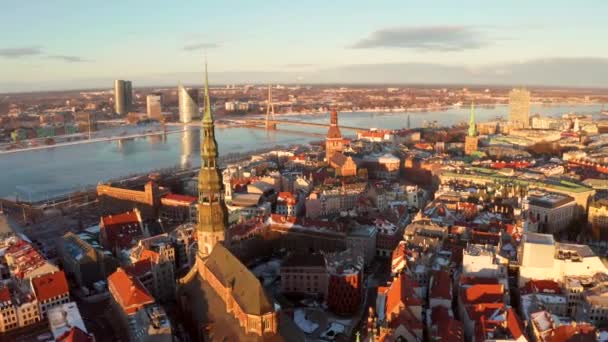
[1, 1, 608, 92]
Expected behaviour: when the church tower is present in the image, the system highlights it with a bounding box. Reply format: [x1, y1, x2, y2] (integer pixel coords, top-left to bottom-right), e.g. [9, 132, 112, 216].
[325, 110, 343, 161]
[197, 61, 227, 258]
[464, 101, 478, 155]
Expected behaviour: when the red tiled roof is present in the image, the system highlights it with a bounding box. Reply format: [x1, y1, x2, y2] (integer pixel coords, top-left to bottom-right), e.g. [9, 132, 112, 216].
[430, 270, 452, 300]
[471, 230, 500, 245]
[392, 241, 407, 260]
[108, 268, 154, 315]
[461, 284, 504, 305]
[545, 324, 596, 342]
[162, 193, 196, 204]
[270, 214, 297, 225]
[124, 259, 153, 278]
[383, 272, 422, 319]
[435, 319, 464, 342]
[31, 271, 69, 302]
[0, 287, 10, 303]
[56, 327, 94, 342]
[230, 217, 265, 239]
[138, 249, 160, 264]
[506, 307, 524, 340]
[100, 211, 143, 250]
[523, 279, 562, 295]
[388, 307, 423, 331]
[465, 303, 505, 322]
[101, 210, 140, 227]
[459, 275, 500, 286]
[277, 191, 297, 205]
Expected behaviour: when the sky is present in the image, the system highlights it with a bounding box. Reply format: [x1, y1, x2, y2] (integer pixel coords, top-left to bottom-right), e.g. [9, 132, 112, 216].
[1, 1, 608, 92]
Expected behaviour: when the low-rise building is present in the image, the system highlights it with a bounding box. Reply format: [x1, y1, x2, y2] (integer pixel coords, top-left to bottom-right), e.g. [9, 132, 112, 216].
[276, 191, 300, 217]
[462, 244, 508, 282]
[589, 199, 608, 240]
[127, 236, 175, 302]
[576, 281, 608, 326]
[108, 268, 172, 342]
[30, 270, 70, 318]
[100, 209, 146, 255]
[520, 280, 567, 319]
[522, 191, 576, 234]
[159, 193, 197, 223]
[530, 310, 596, 342]
[59, 232, 114, 289]
[361, 154, 401, 180]
[326, 250, 364, 315]
[47, 302, 88, 340]
[346, 224, 377, 265]
[0, 283, 41, 332]
[280, 253, 328, 299]
[3, 238, 59, 279]
[518, 232, 607, 287]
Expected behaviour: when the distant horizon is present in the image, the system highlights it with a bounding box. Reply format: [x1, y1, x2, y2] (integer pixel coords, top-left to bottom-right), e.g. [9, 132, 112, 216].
[2, 80, 608, 96]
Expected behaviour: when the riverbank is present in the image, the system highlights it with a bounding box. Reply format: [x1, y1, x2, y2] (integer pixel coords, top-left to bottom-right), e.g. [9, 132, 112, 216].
[0, 129, 184, 155]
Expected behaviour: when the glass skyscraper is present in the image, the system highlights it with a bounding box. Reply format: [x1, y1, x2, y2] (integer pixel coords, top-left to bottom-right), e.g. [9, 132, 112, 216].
[114, 80, 132, 115]
[178, 83, 199, 123]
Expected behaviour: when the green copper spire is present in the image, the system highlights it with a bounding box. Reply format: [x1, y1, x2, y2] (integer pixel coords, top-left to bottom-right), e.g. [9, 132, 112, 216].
[203, 59, 213, 123]
[468, 100, 476, 137]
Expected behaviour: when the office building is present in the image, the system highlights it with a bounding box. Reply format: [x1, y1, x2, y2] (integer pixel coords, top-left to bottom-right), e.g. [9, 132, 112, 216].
[146, 94, 162, 120]
[178, 83, 199, 123]
[114, 80, 132, 116]
[509, 88, 531, 128]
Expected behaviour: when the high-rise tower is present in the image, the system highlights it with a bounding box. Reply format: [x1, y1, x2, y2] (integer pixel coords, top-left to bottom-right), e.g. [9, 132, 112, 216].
[464, 101, 478, 155]
[509, 88, 530, 129]
[196, 62, 227, 258]
[146, 94, 162, 120]
[114, 80, 132, 115]
[178, 83, 199, 124]
[326, 110, 343, 161]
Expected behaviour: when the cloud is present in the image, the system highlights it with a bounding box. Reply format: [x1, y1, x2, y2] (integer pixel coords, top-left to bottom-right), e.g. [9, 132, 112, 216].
[182, 42, 221, 51]
[47, 55, 91, 63]
[350, 26, 487, 51]
[0, 46, 43, 58]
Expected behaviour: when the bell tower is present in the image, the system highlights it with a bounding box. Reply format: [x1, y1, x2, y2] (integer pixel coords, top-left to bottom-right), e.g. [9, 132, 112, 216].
[325, 110, 343, 161]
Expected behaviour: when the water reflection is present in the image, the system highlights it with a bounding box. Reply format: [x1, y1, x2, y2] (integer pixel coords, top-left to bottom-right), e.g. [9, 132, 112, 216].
[180, 128, 199, 168]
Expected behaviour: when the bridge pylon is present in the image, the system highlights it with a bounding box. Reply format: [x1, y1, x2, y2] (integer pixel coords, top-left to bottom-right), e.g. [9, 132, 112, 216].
[265, 84, 277, 130]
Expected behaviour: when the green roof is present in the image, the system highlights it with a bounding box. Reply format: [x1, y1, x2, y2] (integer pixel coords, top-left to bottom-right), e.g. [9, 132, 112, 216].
[442, 168, 593, 194]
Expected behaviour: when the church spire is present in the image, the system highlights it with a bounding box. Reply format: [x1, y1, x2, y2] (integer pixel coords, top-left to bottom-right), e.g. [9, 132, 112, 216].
[468, 100, 476, 137]
[203, 59, 213, 123]
[196, 60, 226, 258]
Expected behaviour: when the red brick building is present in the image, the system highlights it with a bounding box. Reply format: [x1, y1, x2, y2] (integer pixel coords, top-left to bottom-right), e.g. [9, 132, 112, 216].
[197, 244, 278, 336]
[99, 209, 145, 254]
[326, 251, 364, 315]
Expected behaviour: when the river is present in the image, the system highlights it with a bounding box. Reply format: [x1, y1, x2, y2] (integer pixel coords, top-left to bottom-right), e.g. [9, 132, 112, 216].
[0, 104, 603, 201]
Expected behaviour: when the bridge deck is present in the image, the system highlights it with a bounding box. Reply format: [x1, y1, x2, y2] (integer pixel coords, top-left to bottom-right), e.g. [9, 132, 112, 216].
[245, 119, 365, 131]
